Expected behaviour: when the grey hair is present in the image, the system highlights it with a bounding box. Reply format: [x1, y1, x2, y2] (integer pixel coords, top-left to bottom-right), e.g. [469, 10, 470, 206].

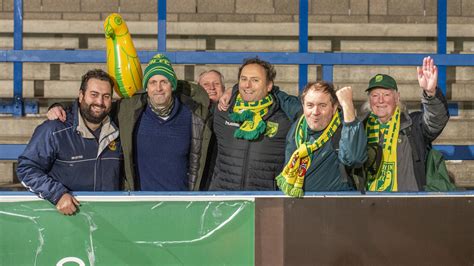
[197, 69, 225, 87]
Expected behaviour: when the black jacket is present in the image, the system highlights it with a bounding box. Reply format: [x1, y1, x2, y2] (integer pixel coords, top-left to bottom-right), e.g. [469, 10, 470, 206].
[209, 87, 294, 190]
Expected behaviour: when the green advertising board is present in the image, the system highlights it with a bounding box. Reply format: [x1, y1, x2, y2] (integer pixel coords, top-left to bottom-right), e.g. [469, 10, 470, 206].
[0, 197, 254, 265]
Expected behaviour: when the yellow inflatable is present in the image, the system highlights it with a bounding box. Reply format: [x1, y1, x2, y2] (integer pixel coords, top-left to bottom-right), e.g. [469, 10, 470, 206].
[104, 13, 142, 98]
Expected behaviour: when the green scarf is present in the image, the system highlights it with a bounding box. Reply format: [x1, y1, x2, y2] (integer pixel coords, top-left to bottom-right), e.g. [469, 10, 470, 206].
[365, 107, 400, 191]
[276, 112, 341, 197]
[229, 94, 273, 140]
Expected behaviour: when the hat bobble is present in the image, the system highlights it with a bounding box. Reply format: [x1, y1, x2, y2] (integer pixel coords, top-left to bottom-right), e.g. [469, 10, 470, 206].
[143, 54, 177, 91]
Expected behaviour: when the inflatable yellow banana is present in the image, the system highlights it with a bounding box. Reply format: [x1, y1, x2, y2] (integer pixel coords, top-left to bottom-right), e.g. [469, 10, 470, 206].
[104, 13, 142, 98]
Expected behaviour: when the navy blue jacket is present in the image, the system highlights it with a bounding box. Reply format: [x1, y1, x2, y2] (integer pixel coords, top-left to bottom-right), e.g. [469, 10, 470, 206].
[17, 101, 123, 205]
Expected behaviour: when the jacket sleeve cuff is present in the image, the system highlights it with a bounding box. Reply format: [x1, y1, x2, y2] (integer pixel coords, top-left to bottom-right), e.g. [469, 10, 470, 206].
[342, 118, 361, 127]
[48, 187, 69, 205]
[422, 87, 442, 102]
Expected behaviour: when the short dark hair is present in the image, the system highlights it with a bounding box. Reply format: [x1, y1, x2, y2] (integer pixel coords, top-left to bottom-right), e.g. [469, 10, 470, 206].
[300, 81, 338, 106]
[80, 69, 115, 94]
[237, 57, 276, 83]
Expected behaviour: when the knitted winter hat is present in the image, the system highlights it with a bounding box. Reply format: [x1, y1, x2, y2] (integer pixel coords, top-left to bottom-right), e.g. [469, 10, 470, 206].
[143, 54, 177, 91]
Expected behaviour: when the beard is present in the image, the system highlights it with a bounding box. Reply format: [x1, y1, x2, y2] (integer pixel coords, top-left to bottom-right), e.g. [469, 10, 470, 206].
[79, 101, 109, 125]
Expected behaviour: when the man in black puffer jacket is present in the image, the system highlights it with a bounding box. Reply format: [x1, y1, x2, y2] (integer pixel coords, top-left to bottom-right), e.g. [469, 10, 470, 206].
[209, 58, 299, 190]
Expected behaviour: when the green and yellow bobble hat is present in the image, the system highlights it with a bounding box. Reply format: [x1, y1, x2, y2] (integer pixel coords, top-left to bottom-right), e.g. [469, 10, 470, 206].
[142, 54, 178, 91]
[366, 73, 398, 92]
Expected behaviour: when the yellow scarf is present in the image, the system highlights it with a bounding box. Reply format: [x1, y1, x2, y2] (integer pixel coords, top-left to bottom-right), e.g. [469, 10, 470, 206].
[365, 107, 400, 191]
[229, 94, 273, 140]
[276, 112, 341, 197]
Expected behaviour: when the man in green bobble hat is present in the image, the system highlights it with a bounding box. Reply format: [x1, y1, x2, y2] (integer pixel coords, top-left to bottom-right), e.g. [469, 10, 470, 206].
[142, 54, 178, 90]
[117, 53, 212, 191]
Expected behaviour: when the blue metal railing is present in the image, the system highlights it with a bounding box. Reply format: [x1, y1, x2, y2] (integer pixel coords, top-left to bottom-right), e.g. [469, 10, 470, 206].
[0, 0, 472, 161]
[5, 49, 474, 65]
[298, 0, 308, 90]
[157, 0, 166, 52]
[12, 0, 25, 116]
[437, 0, 447, 94]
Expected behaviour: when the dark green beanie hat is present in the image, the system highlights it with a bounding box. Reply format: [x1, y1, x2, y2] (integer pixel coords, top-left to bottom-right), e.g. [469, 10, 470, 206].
[143, 54, 177, 91]
[366, 74, 398, 92]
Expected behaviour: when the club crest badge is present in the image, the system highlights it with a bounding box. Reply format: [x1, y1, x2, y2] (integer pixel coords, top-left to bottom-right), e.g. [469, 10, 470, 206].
[108, 141, 117, 151]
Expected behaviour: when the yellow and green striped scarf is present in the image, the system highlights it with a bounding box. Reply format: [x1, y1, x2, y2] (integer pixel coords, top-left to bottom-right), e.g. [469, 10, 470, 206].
[276, 112, 341, 197]
[229, 94, 273, 140]
[365, 107, 400, 191]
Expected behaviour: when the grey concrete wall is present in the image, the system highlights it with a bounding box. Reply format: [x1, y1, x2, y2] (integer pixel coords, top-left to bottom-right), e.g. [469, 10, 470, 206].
[1, 0, 473, 23]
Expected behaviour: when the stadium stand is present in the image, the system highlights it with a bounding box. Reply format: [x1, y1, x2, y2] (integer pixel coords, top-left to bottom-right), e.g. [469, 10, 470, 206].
[0, 1, 473, 265]
[0, 0, 473, 189]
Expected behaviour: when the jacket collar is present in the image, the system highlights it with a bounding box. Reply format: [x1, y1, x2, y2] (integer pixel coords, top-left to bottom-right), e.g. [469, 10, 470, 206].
[72, 101, 120, 155]
[146, 95, 181, 122]
[398, 110, 412, 131]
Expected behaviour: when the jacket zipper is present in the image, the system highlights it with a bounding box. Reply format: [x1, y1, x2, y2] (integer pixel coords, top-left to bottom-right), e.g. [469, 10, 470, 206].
[94, 158, 98, 191]
[94, 139, 100, 191]
[241, 140, 251, 189]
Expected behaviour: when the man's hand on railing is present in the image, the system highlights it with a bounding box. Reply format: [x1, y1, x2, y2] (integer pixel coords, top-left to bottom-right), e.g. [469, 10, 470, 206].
[47, 106, 67, 122]
[56, 193, 80, 215]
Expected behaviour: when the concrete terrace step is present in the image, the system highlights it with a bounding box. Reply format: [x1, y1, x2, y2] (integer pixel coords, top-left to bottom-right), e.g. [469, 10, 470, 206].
[446, 161, 474, 188]
[435, 117, 474, 145]
[3, 35, 472, 54]
[2, 66, 474, 102]
[0, 161, 18, 185]
[3, 20, 474, 38]
[0, 116, 46, 140]
[0, 136, 31, 144]
[90, 37, 332, 53]
[2, 80, 474, 107]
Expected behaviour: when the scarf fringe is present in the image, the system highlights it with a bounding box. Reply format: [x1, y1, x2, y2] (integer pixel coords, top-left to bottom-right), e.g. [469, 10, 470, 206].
[276, 174, 304, 198]
[289, 187, 304, 198]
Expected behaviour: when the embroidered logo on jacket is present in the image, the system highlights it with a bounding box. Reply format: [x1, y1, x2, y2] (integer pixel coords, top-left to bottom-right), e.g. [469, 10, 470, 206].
[265, 121, 279, 137]
[225, 120, 240, 127]
[108, 141, 117, 151]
